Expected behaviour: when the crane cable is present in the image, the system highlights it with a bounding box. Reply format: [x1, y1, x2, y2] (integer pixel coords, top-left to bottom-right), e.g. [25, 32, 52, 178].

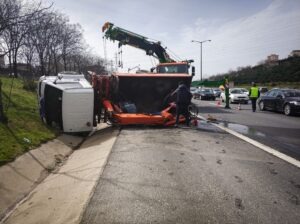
[103, 36, 108, 70]
[146, 36, 182, 62]
[118, 46, 123, 68]
[166, 47, 182, 62]
[149, 56, 156, 69]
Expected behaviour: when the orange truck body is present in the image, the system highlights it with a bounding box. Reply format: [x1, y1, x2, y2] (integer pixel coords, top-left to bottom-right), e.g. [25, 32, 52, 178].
[92, 71, 192, 126]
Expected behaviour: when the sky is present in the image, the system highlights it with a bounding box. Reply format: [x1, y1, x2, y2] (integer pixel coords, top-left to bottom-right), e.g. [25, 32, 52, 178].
[43, 0, 300, 80]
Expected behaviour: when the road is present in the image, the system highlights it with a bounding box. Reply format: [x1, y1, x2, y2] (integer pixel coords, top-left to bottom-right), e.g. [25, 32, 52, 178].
[193, 98, 300, 160]
[81, 126, 300, 224]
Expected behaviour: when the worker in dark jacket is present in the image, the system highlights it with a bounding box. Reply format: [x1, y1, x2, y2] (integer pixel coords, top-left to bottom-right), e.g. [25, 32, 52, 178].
[249, 82, 260, 112]
[172, 82, 192, 127]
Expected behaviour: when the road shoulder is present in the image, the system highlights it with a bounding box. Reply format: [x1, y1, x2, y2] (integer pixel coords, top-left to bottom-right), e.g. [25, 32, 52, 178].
[2, 127, 118, 224]
[0, 134, 83, 221]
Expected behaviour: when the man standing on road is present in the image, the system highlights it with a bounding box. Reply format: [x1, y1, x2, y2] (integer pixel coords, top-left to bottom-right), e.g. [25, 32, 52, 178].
[172, 81, 192, 127]
[249, 82, 260, 112]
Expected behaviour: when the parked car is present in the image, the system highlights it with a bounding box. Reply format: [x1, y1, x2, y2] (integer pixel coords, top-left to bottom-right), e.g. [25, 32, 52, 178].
[190, 87, 197, 94]
[190, 87, 198, 95]
[258, 88, 300, 115]
[194, 88, 216, 100]
[259, 87, 269, 95]
[220, 88, 249, 104]
[212, 88, 221, 97]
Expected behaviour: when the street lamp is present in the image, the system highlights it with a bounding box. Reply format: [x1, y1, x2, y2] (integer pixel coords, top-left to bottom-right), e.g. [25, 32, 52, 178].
[191, 39, 211, 82]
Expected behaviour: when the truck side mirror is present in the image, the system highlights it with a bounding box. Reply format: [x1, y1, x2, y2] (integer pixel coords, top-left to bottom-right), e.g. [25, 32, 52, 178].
[192, 66, 195, 76]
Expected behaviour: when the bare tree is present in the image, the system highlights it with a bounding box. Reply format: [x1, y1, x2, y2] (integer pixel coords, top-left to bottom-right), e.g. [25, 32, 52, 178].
[29, 11, 55, 76]
[60, 23, 83, 71]
[0, 0, 18, 38]
[0, 0, 51, 57]
[1, 0, 107, 78]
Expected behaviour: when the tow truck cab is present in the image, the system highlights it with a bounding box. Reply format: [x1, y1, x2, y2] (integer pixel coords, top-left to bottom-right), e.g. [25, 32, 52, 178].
[156, 62, 195, 76]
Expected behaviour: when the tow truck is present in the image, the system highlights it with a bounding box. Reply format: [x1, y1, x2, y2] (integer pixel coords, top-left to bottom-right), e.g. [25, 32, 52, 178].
[92, 22, 195, 126]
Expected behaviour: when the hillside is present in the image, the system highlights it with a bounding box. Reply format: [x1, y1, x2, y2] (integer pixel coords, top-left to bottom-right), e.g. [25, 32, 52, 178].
[0, 76, 57, 165]
[208, 56, 300, 85]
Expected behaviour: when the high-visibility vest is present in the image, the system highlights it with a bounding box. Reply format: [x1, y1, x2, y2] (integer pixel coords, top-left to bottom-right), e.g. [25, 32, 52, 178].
[250, 87, 259, 98]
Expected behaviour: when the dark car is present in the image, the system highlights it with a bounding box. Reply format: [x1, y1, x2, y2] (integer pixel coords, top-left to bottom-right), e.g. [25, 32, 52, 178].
[194, 88, 216, 100]
[259, 87, 269, 95]
[212, 88, 221, 97]
[258, 89, 300, 115]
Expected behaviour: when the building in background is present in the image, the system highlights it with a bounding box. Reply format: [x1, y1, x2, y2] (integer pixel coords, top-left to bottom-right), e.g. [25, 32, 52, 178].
[289, 50, 300, 57]
[266, 54, 279, 66]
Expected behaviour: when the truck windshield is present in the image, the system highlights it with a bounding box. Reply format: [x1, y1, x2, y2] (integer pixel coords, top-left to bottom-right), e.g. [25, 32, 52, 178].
[157, 64, 188, 74]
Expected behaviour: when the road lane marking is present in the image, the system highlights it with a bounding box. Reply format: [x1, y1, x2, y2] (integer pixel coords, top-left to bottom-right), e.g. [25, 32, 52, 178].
[195, 114, 300, 168]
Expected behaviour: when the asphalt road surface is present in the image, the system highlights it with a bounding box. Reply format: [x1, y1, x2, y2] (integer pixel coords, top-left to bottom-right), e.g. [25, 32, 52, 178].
[81, 127, 300, 224]
[193, 98, 300, 160]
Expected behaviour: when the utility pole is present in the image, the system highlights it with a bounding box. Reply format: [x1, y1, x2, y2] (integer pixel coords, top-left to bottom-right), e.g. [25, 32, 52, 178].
[191, 39, 211, 82]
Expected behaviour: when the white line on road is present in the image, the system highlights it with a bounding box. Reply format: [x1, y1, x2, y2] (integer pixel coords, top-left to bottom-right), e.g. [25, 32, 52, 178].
[208, 102, 218, 106]
[195, 114, 300, 169]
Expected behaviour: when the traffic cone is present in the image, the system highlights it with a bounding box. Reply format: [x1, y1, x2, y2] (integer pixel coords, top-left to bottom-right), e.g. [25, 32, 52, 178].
[193, 119, 198, 126]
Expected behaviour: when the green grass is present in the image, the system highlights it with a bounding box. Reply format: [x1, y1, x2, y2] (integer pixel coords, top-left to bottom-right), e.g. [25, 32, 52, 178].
[0, 76, 57, 165]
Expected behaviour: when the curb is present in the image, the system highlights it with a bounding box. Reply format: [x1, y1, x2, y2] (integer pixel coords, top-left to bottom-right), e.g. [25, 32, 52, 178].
[77, 127, 120, 224]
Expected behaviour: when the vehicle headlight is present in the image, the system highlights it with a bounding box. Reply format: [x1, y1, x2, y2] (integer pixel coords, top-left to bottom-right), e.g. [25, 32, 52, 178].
[290, 101, 300, 105]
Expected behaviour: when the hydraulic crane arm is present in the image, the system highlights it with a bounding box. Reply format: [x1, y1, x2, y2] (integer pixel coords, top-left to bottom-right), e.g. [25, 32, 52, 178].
[102, 22, 174, 63]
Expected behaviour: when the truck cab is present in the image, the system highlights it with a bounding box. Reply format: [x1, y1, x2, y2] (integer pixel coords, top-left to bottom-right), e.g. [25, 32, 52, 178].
[156, 62, 195, 76]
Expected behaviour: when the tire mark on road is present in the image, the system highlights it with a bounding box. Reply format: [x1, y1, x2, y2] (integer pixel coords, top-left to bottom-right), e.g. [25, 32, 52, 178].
[235, 198, 245, 210]
[234, 176, 243, 183]
[269, 169, 278, 175]
[286, 191, 299, 205]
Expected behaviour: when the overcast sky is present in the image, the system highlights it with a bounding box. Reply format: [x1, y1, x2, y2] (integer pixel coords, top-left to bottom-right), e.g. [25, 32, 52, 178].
[44, 0, 300, 80]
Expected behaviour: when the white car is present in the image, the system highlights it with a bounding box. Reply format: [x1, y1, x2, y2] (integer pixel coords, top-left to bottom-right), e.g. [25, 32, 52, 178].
[190, 87, 198, 95]
[239, 88, 249, 95]
[220, 88, 249, 104]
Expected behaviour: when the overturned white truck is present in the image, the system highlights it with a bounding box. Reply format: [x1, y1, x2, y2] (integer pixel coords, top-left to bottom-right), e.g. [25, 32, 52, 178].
[37, 72, 94, 133]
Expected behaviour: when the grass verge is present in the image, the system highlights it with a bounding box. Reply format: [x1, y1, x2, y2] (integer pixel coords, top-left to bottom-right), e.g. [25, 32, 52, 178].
[0, 76, 57, 166]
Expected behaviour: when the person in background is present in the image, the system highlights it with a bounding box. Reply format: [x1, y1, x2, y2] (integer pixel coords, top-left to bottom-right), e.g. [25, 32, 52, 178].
[249, 82, 260, 112]
[172, 81, 192, 127]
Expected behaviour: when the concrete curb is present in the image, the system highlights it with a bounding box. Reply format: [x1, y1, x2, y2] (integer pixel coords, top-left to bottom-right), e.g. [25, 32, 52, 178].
[0, 134, 84, 222]
[1, 125, 119, 224]
[77, 127, 120, 224]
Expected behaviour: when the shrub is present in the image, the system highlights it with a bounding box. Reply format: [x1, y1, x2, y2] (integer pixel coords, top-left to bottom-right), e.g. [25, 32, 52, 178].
[23, 79, 36, 92]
